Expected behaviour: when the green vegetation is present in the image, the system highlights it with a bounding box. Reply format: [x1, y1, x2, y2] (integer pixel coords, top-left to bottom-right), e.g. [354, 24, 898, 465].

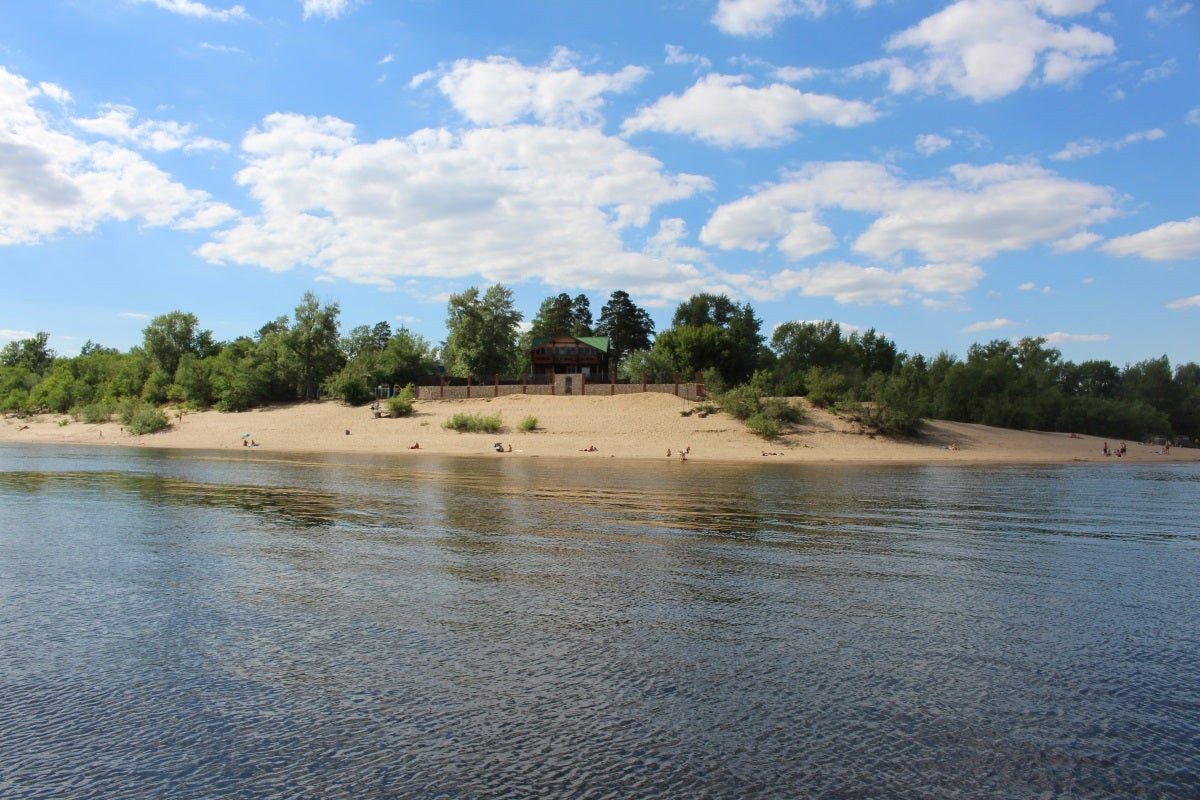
[386, 386, 416, 417]
[120, 402, 170, 435]
[444, 413, 503, 433]
[518, 415, 539, 432]
[3, 287, 1197, 447]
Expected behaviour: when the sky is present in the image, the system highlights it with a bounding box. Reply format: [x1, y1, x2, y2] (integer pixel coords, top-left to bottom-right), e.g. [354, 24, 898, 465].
[2, 0, 1198, 368]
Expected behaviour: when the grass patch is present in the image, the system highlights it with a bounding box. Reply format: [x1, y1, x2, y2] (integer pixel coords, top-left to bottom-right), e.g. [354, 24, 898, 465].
[518, 415, 538, 432]
[444, 412, 502, 433]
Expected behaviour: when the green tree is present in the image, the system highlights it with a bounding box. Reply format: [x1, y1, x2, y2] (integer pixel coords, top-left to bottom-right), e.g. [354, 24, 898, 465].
[443, 284, 523, 378]
[595, 290, 655, 373]
[528, 293, 594, 340]
[655, 293, 762, 384]
[287, 292, 344, 401]
[142, 312, 215, 379]
[0, 332, 55, 373]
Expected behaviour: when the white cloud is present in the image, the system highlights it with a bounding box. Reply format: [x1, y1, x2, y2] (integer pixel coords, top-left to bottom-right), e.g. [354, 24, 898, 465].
[1018, 281, 1052, 293]
[301, 0, 358, 20]
[915, 133, 952, 155]
[771, 261, 984, 304]
[1147, 1, 1194, 22]
[962, 318, 1017, 332]
[1050, 128, 1166, 161]
[622, 73, 877, 147]
[1051, 231, 1101, 252]
[118, 312, 151, 319]
[881, 0, 1114, 102]
[0, 329, 36, 341]
[136, 0, 248, 21]
[1101, 217, 1200, 261]
[434, 51, 648, 128]
[1187, 108, 1200, 126]
[72, 105, 229, 153]
[0, 66, 237, 247]
[196, 112, 731, 302]
[712, 0, 827, 36]
[1166, 295, 1200, 309]
[702, 160, 1118, 264]
[1140, 58, 1178, 84]
[1044, 331, 1109, 344]
[664, 45, 712, 70]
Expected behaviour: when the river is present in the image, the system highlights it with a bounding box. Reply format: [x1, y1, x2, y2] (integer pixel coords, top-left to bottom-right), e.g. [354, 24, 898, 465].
[1, 443, 1198, 798]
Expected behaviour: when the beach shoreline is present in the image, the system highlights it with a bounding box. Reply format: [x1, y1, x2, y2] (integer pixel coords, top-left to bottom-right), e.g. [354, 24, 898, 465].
[2, 393, 1195, 466]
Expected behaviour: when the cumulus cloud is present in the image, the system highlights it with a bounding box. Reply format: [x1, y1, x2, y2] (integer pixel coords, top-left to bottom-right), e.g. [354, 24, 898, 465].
[196, 112, 728, 301]
[0, 329, 36, 341]
[0, 67, 236, 247]
[879, 0, 1114, 101]
[1044, 331, 1109, 344]
[1101, 217, 1200, 261]
[664, 45, 712, 70]
[1051, 231, 1101, 252]
[136, 0, 248, 21]
[431, 50, 648, 128]
[915, 133, 952, 155]
[702, 160, 1118, 264]
[72, 105, 229, 152]
[962, 318, 1017, 332]
[622, 73, 877, 147]
[1050, 128, 1166, 161]
[772, 261, 984, 304]
[301, 0, 358, 20]
[712, 0, 827, 36]
[1166, 295, 1200, 309]
[1147, 1, 1194, 22]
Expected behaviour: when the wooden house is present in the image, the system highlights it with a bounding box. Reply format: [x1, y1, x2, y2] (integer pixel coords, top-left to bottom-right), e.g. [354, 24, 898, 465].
[528, 335, 610, 376]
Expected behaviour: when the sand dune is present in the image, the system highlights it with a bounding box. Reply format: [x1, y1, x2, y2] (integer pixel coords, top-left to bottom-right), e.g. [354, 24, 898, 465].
[2, 393, 1194, 465]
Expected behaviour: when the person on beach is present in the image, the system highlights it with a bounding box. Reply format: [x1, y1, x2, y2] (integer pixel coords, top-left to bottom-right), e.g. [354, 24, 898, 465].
[1102, 442, 1110, 456]
[409, 442, 420, 449]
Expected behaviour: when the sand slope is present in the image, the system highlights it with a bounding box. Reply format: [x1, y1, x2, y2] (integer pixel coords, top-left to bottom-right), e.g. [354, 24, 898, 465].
[3, 393, 1194, 466]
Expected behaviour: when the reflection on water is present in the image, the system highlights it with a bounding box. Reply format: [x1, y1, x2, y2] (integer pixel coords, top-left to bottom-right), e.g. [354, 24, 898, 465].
[1, 443, 1198, 799]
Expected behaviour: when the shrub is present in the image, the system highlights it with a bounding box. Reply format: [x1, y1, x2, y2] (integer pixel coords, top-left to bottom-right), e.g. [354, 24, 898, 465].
[718, 385, 762, 421]
[761, 397, 805, 424]
[444, 413, 502, 433]
[746, 412, 780, 439]
[518, 415, 538, 432]
[126, 406, 170, 435]
[74, 402, 114, 424]
[387, 386, 416, 417]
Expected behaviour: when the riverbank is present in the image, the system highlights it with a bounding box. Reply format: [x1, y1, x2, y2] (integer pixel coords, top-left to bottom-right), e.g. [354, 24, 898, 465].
[1, 393, 1194, 464]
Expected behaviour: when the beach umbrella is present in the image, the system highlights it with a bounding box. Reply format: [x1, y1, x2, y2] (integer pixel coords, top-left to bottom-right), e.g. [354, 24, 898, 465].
[242, 433, 250, 439]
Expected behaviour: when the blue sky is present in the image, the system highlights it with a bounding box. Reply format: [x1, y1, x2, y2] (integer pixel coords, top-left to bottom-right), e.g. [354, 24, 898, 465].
[2, 0, 1197, 367]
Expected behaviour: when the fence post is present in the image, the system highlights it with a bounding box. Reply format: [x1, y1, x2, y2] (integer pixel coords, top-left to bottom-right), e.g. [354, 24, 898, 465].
[642, 372, 647, 392]
[610, 370, 615, 396]
[674, 372, 679, 397]
[522, 374, 527, 395]
[439, 374, 445, 399]
[494, 373, 499, 397]
[696, 371, 705, 400]
[552, 374, 556, 396]
[581, 372, 586, 396]
[467, 375, 472, 399]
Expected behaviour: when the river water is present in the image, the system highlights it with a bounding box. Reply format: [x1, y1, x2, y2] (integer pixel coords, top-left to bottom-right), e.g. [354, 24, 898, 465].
[1, 443, 1198, 799]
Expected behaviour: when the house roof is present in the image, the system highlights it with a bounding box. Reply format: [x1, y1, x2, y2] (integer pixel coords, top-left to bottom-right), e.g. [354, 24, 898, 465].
[530, 335, 610, 353]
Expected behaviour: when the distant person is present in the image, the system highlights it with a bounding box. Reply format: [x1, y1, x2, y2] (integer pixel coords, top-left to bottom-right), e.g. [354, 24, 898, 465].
[1102, 442, 1110, 457]
[409, 442, 420, 449]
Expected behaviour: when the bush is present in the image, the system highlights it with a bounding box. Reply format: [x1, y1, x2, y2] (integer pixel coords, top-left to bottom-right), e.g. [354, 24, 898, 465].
[125, 406, 170, 435]
[761, 397, 804, 424]
[746, 412, 780, 439]
[718, 385, 762, 421]
[518, 415, 538, 432]
[74, 402, 115, 424]
[444, 413, 502, 433]
[386, 386, 416, 417]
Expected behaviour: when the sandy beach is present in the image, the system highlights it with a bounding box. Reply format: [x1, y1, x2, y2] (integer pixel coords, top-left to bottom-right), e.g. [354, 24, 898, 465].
[2, 393, 1194, 465]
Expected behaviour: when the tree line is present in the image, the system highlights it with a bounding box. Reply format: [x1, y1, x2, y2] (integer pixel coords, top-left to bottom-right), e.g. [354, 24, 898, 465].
[2, 286, 1196, 443]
